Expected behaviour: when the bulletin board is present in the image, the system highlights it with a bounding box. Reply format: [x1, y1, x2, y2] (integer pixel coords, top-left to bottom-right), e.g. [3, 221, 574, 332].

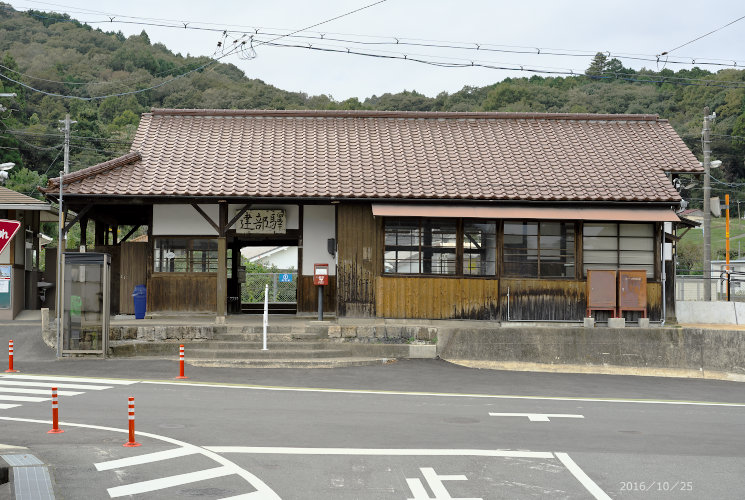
[0, 265, 10, 309]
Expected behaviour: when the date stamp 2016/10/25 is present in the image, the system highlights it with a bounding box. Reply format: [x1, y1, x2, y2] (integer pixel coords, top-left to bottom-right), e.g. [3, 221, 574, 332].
[620, 481, 693, 493]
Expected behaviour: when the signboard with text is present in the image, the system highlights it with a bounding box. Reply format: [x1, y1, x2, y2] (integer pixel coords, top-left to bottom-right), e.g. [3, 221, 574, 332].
[235, 209, 286, 235]
[0, 219, 21, 255]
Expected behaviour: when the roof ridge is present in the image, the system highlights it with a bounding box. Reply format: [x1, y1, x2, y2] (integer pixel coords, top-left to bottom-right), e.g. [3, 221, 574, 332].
[42, 152, 141, 192]
[148, 108, 661, 122]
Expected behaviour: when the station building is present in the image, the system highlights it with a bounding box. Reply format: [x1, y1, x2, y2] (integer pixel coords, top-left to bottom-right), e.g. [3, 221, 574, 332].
[40, 109, 701, 322]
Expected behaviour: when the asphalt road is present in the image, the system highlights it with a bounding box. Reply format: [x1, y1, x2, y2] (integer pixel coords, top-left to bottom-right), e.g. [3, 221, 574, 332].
[1, 321, 745, 499]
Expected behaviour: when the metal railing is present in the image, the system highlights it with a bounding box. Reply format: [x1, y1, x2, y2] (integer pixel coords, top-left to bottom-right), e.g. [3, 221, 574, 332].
[676, 268, 745, 302]
[242, 273, 297, 303]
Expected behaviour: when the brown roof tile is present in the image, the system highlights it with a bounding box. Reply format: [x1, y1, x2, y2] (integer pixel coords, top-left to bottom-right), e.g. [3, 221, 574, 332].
[44, 109, 700, 202]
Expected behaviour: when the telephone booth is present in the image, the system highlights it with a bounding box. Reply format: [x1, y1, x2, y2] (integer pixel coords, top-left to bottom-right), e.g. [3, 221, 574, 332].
[60, 252, 111, 356]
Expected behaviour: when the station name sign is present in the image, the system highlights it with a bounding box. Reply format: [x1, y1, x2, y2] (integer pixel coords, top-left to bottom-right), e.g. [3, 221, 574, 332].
[235, 209, 286, 234]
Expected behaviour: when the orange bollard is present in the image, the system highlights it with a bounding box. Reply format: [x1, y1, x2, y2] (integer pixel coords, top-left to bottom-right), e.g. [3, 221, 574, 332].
[123, 397, 141, 447]
[5, 339, 18, 373]
[48, 387, 64, 434]
[175, 344, 188, 379]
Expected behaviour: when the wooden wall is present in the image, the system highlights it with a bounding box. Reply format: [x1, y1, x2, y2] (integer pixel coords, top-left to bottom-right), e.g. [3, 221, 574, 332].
[375, 277, 500, 319]
[336, 204, 380, 317]
[148, 274, 216, 313]
[297, 276, 336, 313]
[646, 282, 662, 321]
[500, 278, 585, 321]
[93, 245, 121, 314]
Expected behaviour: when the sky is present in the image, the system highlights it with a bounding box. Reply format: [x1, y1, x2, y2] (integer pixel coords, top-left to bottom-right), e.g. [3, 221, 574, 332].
[5, 0, 745, 100]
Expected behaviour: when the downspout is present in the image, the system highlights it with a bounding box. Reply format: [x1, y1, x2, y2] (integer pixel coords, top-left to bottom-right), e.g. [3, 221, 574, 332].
[661, 224, 666, 326]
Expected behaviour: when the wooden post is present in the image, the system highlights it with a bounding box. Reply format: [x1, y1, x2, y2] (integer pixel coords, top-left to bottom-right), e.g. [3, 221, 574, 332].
[216, 202, 228, 323]
[80, 217, 88, 251]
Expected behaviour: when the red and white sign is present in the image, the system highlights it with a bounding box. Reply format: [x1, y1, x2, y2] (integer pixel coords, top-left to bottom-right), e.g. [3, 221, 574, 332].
[0, 219, 21, 255]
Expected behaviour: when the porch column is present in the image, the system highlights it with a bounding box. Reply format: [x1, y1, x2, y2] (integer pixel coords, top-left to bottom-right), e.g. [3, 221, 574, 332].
[216, 201, 228, 324]
[80, 217, 88, 251]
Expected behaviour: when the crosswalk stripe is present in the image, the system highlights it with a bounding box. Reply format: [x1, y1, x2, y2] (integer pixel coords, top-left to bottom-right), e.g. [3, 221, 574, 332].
[0, 380, 112, 391]
[95, 447, 199, 471]
[0, 395, 49, 402]
[0, 387, 83, 396]
[0, 403, 21, 409]
[0, 375, 138, 386]
[107, 465, 234, 497]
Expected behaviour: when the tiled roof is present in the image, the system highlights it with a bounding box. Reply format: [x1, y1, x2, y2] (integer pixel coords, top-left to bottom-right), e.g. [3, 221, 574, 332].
[0, 186, 50, 207]
[43, 109, 701, 202]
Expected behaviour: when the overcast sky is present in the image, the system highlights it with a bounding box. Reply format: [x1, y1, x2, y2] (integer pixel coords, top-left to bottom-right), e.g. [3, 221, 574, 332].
[7, 1, 745, 100]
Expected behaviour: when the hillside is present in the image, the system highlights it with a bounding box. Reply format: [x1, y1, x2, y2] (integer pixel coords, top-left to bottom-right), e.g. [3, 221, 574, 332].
[1, 3, 744, 256]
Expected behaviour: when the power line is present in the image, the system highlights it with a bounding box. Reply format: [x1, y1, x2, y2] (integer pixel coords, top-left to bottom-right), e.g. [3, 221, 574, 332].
[0, 0, 391, 100]
[660, 14, 745, 55]
[12, 1, 745, 69]
[249, 38, 745, 89]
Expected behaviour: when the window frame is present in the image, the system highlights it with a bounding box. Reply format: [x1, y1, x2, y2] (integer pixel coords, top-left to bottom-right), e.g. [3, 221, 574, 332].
[153, 236, 220, 274]
[383, 217, 497, 278]
[581, 222, 658, 279]
[501, 220, 577, 279]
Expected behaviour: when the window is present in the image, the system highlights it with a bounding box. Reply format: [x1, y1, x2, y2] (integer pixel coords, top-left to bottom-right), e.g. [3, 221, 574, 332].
[503, 221, 575, 278]
[463, 221, 497, 276]
[582, 223, 655, 277]
[154, 238, 218, 273]
[384, 218, 497, 276]
[384, 219, 457, 274]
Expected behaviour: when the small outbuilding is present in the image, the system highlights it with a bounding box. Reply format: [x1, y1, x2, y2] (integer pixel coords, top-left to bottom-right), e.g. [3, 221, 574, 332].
[41, 109, 701, 322]
[0, 186, 56, 319]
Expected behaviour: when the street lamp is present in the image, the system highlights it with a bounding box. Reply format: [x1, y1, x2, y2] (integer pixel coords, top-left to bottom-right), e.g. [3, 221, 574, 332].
[0, 162, 14, 182]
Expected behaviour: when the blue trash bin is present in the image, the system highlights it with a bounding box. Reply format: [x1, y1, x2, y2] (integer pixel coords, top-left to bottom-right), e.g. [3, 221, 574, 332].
[132, 285, 147, 319]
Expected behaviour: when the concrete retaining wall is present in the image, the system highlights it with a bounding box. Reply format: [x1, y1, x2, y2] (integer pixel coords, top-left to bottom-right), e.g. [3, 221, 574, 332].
[437, 327, 745, 380]
[675, 300, 745, 325]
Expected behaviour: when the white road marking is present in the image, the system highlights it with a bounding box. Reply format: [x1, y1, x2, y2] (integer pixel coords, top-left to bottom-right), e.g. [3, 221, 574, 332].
[0, 374, 138, 385]
[107, 465, 233, 497]
[0, 380, 112, 390]
[204, 446, 554, 459]
[555, 452, 612, 500]
[141, 380, 745, 407]
[489, 413, 585, 422]
[0, 395, 48, 402]
[0, 416, 281, 500]
[95, 447, 199, 471]
[0, 403, 21, 409]
[407, 467, 482, 500]
[0, 387, 83, 396]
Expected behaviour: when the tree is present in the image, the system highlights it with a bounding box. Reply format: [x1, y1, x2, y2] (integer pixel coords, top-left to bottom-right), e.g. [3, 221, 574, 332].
[5, 167, 47, 199]
[586, 53, 609, 77]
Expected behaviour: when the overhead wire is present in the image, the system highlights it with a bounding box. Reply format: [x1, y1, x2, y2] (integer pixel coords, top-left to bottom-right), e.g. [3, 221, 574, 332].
[660, 14, 745, 56]
[0, 0, 391, 100]
[11, 1, 745, 69]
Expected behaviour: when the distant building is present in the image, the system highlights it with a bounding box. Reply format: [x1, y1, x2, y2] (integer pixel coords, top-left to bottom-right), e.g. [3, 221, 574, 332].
[241, 246, 297, 270]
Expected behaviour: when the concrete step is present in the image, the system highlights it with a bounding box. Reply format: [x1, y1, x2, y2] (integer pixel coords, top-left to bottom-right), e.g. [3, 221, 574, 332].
[215, 332, 326, 342]
[187, 357, 394, 369]
[186, 348, 352, 360]
[225, 325, 328, 335]
[181, 341, 333, 350]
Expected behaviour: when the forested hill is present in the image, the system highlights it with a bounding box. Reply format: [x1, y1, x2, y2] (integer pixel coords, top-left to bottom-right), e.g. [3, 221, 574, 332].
[1, 3, 744, 201]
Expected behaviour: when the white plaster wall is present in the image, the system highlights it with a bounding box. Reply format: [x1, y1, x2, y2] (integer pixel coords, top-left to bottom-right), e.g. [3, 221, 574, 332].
[153, 204, 219, 236]
[302, 205, 336, 276]
[229, 204, 299, 230]
[153, 204, 301, 236]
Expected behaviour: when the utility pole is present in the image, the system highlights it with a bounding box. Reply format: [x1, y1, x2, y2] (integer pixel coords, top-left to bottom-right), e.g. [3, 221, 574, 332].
[55, 114, 76, 358]
[703, 106, 715, 301]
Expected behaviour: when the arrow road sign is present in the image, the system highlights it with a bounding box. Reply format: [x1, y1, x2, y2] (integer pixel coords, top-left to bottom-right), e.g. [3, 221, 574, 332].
[0, 219, 21, 255]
